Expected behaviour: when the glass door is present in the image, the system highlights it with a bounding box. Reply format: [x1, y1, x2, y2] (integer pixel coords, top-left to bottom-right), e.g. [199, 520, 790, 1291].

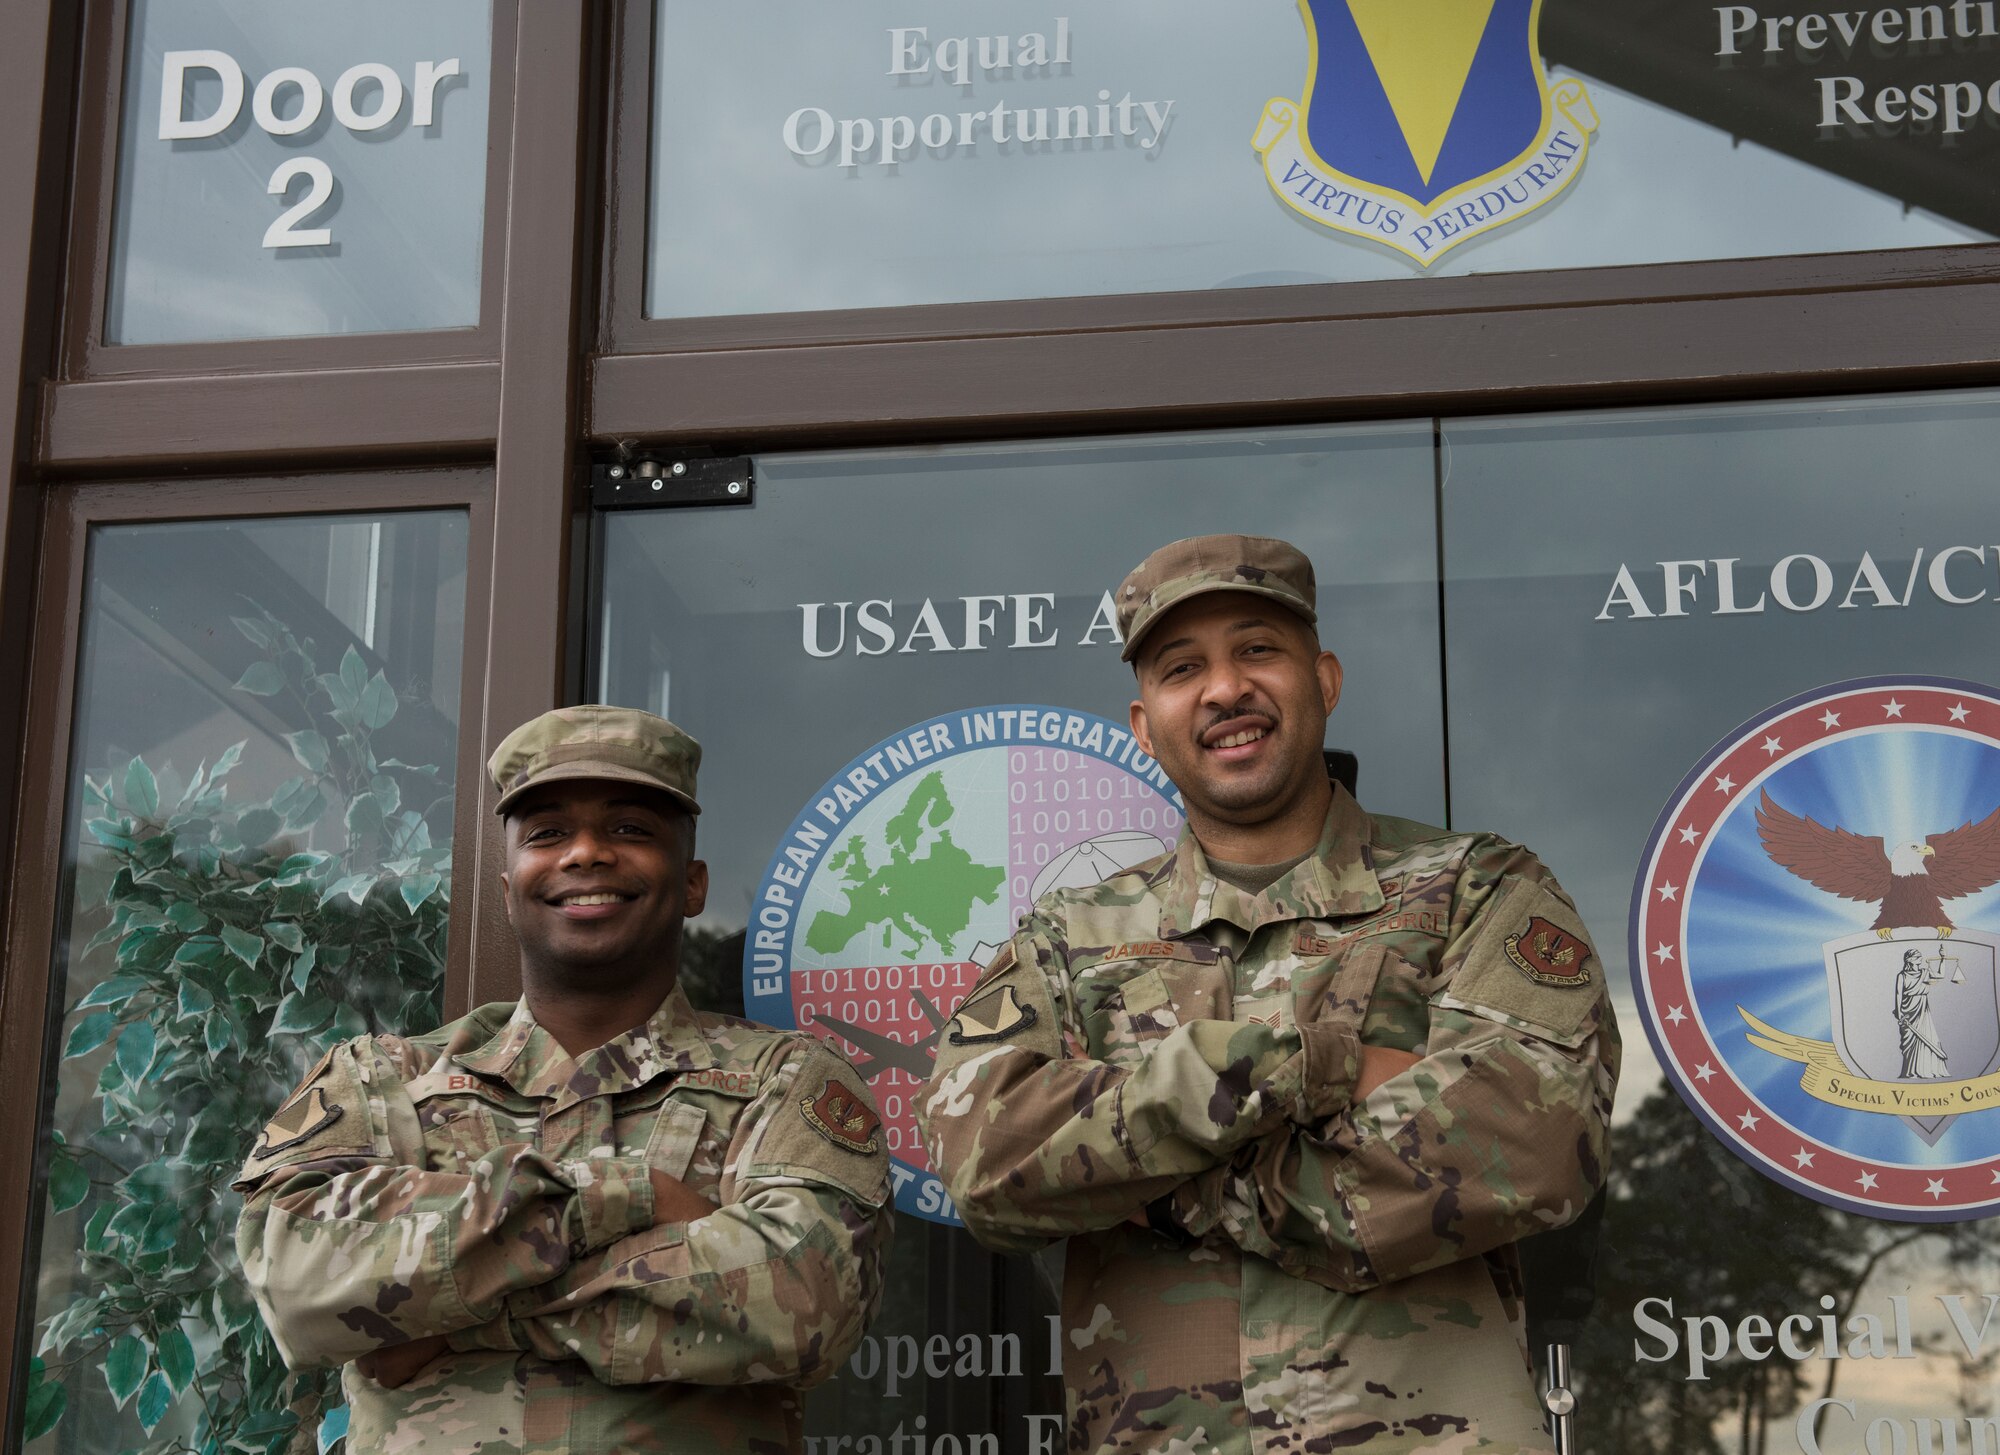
[589, 423, 1445, 1447]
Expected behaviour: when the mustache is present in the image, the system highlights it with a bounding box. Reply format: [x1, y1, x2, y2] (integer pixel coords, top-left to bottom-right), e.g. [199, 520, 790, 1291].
[1197, 708, 1276, 745]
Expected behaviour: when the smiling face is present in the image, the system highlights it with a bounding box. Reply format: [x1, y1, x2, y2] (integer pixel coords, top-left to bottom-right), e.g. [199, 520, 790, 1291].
[1128, 591, 1342, 853]
[500, 780, 707, 991]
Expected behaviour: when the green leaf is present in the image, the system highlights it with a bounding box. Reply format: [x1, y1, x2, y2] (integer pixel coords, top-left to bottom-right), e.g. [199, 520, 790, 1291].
[23, 1372, 65, 1440]
[285, 729, 330, 775]
[173, 937, 222, 968]
[140, 1203, 179, 1254]
[220, 925, 263, 969]
[156, 1324, 196, 1395]
[82, 1201, 113, 1253]
[399, 873, 442, 913]
[48, 1150, 89, 1212]
[115, 1021, 156, 1083]
[358, 671, 398, 730]
[104, 1331, 147, 1406]
[136, 1368, 172, 1431]
[234, 660, 285, 696]
[74, 975, 144, 1011]
[319, 874, 374, 908]
[290, 943, 318, 992]
[203, 1013, 232, 1056]
[64, 1010, 115, 1059]
[271, 993, 333, 1035]
[124, 758, 159, 819]
[232, 614, 275, 648]
[237, 807, 283, 847]
[265, 922, 306, 954]
[281, 785, 327, 831]
[339, 645, 368, 698]
[166, 901, 206, 933]
[178, 980, 215, 1017]
[330, 1004, 368, 1040]
[210, 739, 247, 779]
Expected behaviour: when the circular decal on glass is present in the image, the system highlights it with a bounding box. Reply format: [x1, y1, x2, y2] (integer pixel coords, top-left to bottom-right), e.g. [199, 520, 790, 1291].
[743, 705, 1184, 1223]
[1633, 676, 2000, 1222]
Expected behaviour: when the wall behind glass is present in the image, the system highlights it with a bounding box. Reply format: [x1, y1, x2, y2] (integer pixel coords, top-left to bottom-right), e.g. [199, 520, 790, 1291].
[109, 0, 493, 345]
[18, 512, 467, 1453]
[1442, 393, 2000, 1455]
[592, 423, 1445, 1449]
[648, 0, 1988, 318]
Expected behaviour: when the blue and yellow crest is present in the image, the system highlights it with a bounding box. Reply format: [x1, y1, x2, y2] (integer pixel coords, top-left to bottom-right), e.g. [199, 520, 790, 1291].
[1254, 0, 1597, 265]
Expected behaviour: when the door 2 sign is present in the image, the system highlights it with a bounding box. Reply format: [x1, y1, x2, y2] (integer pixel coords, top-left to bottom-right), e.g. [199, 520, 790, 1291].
[1633, 676, 2000, 1221]
[157, 50, 465, 249]
[743, 706, 1184, 1223]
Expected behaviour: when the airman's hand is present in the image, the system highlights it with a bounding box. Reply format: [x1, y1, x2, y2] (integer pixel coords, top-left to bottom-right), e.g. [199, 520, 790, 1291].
[648, 1168, 714, 1224]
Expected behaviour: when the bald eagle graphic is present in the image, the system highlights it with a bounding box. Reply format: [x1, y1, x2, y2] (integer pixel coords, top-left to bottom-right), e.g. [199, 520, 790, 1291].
[1756, 789, 2000, 937]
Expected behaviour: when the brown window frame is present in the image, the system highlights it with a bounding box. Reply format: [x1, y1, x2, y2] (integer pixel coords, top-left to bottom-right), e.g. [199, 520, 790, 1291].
[61, 0, 521, 382]
[594, 0, 2000, 449]
[0, 468, 496, 1446]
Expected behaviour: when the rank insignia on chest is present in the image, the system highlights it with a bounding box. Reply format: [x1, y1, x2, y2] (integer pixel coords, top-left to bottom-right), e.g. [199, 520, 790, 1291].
[1505, 916, 1593, 986]
[253, 1087, 344, 1158]
[947, 985, 1038, 1045]
[801, 1079, 881, 1154]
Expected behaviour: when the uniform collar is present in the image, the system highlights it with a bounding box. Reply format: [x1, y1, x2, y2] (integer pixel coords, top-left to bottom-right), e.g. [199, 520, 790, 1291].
[1158, 782, 1384, 938]
[453, 981, 714, 1106]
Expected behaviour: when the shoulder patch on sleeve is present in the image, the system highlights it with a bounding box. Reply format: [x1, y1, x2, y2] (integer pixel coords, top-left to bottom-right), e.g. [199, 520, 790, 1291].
[801, 1075, 882, 1154]
[948, 983, 1038, 1045]
[745, 1045, 890, 1206]
[1436, 879, 1604, 1047]
[233, 1042, 377, 1190]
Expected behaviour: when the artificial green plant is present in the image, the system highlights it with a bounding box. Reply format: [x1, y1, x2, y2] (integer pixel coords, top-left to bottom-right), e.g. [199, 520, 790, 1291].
[24, 607, 452, 1455]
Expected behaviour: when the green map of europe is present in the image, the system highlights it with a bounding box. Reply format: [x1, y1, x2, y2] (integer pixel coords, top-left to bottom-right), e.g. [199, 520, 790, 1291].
[804, 770, 1004, 959]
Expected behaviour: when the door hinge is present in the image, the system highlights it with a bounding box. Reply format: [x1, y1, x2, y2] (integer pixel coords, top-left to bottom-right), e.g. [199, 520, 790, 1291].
[591, 455, 755, 509]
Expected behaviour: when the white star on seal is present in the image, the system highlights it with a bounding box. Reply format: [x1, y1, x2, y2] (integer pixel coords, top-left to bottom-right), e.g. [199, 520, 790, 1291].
[1714, 774, 1737, 795]
[1927, 1178, 1947, 1199]
[1694, 1062, 1717, 1082]
[1666, 1005, 1687, 1024]
[1654, 943, 1675, 964]
[1819, 710, 1841, 730]
[1951, 703, 1972, 723]
[1793, 1148, 1815, 1168]
[1857, 1171, 1879, 1191]
[1991, 1169, 2000, 1185]
[1678, 824, 1701, 845]
[1657, 881, 1680, 902]
[1737, 1110, 1760, 1130]
[1761, 736, 1783, 756]
[1883, 699, 1905, 718]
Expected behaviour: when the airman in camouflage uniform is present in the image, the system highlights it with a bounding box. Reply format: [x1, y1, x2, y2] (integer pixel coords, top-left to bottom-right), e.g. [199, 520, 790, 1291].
[919, 536, 1619, 1453]
[235, 706, 892, 1453]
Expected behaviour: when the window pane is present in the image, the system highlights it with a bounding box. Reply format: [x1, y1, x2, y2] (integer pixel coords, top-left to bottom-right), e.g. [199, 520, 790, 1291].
[647, 1, 1987, 319]
[19, 511, 468, 1453]
[1441, 393, 2000, 1454]
[593, 424, 1443, 1445]
[108, 0, 493, 345]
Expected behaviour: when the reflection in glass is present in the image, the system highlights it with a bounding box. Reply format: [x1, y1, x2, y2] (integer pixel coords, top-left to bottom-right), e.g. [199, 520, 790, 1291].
[19, 513, 467, 1453]
[647, 0, 1985, 318]
[108, 0, 493, 344]
[1440, 392, 2000, 1454]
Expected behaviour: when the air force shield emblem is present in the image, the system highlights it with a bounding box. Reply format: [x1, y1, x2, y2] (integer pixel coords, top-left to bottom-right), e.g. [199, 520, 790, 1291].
[1253, 0, 1597, 266]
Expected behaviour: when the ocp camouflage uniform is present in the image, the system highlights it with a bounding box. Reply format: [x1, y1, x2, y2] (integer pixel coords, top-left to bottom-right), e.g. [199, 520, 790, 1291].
[235, 983, 892, 1454]
[918, 785, 1619, 1454]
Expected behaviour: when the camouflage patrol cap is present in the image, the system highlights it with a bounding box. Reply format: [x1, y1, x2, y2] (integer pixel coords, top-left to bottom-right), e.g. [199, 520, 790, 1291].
[489, 705, 701, 817]
[1116, 534, 1318, 662]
